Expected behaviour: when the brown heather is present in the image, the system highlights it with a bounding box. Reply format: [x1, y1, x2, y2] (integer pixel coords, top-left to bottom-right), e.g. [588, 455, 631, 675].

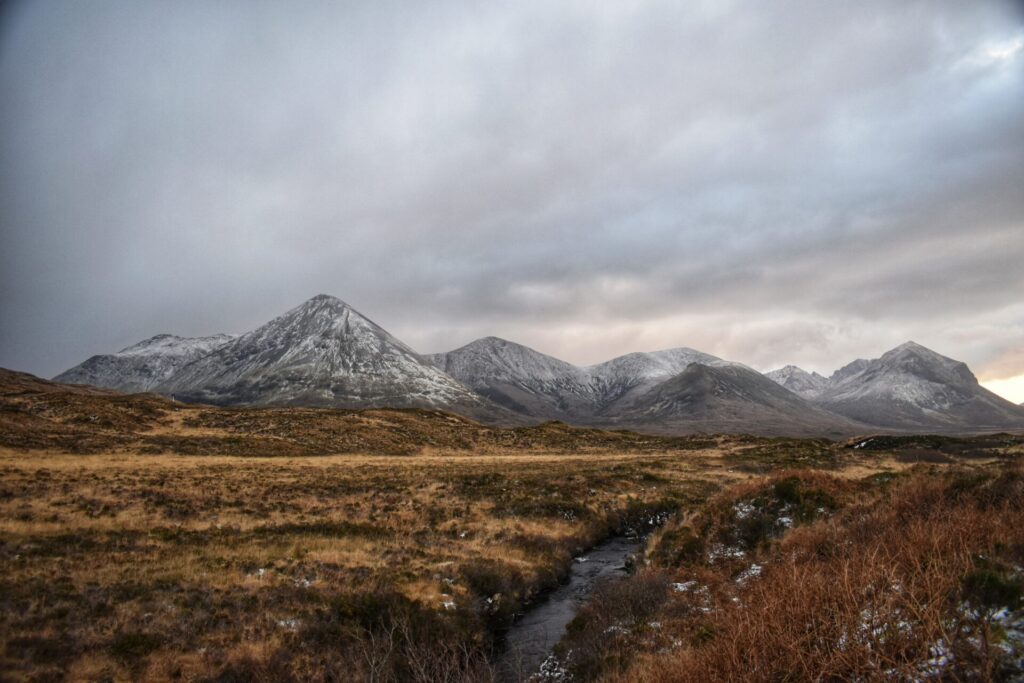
[566, 467, 1024, 682]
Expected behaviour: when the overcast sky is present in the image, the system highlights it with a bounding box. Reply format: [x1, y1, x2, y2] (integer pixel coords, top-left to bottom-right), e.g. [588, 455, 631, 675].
[2, 0, 1023, 400]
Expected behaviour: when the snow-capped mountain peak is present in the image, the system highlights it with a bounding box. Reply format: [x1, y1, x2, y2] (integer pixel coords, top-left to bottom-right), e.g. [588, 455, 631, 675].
[428, 336, 580, 383]
[816, 341, 1023, 430]
[154, 295, 502, 417]
[585, 347, 725, 410]
[586, 347, 720, 380]
[427, 337, 596, 416]
[872, 341, 976, 389]
[829, 358, 870, 383]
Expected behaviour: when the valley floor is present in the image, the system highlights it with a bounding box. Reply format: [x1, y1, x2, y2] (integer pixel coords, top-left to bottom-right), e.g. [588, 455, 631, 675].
[2, 436, 1022, 681]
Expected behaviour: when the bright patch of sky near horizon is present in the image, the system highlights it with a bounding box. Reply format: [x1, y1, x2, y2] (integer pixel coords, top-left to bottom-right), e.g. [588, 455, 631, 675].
[0, 1, 1022, 398]
[982, 375, 1024, 405]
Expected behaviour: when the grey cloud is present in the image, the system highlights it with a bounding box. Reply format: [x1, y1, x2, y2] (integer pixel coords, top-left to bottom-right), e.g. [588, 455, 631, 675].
[1, 0, 1022, 383]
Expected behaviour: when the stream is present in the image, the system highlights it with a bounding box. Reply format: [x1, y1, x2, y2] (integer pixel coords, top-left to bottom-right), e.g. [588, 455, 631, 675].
[494, 536, 642, 682]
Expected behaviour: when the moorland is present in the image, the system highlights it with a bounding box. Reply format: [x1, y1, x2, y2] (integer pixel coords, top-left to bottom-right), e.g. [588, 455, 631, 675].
[1, 368, 1022, 681]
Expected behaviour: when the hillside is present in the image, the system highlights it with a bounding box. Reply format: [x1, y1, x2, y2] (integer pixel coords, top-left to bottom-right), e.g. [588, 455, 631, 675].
[54, 333, 234, 392]
[607, 363, 866, 437]
[815, 342, 1024, 431]
[0, 368, 713, 456]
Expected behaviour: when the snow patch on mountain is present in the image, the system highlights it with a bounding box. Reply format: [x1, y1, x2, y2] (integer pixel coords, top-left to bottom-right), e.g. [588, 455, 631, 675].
[608, 361, 863, 436]
[431, 338, 761, 419]
[428, 337, 598, 416]
[54, 333, 235, 393]
[816, 341, 1024, 430]
[830, 358, 870, 383]
[765, 365, 829, 399]
[428, 337, 583, 387]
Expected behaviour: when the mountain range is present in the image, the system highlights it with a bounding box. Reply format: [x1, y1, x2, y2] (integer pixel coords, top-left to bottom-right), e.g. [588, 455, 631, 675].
[428, 338, 862, 435]
[427, 338, 721, 419]
[52, 294, 1024, 436]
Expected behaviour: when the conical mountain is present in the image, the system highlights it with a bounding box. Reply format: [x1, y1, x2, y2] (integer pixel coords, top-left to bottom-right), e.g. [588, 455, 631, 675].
[157, 295, 507, 418]
[815, 341, 1024, 430]
[54, 333, 235, 393]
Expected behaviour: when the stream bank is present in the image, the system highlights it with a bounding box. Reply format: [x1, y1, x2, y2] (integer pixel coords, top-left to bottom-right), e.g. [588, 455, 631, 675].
[493, 535, 643, 682]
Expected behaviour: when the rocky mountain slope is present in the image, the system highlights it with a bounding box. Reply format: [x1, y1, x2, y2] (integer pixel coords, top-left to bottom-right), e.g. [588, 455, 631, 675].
[153, 295, 514, 422]
[812, 341, 1024, 431]
[427, 337, 595, 417]
[587, 348, 722, 411]
[437, 337, 1024, 435]
[766, 342, 1024, 432]
[608, 362, 864, 436]
[830, 358, 870, 383]
[429, 338, 861, 435]
[53, 333, 235, 392]
[429, 338, 722, 420]
[764, 365, 829, 399]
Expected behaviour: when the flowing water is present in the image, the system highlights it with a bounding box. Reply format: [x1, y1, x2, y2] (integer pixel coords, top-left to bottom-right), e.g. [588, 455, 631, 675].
[494, 536, 642, 682]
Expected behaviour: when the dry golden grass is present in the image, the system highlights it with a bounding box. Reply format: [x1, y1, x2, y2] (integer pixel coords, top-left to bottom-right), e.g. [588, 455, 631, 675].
[3, 369, 1022, 681]
[3, 449, 1012, 681]
[0, 449, 731, 681]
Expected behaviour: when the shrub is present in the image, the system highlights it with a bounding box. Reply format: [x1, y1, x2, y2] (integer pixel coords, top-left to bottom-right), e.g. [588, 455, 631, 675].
[109, 631, 162, 663]
[607, 465, 1024, 682]
[557, 571, 671, 680]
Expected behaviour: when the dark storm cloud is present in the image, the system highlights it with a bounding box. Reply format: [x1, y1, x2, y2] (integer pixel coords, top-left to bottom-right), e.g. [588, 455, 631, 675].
[1, 0, 1023, 391]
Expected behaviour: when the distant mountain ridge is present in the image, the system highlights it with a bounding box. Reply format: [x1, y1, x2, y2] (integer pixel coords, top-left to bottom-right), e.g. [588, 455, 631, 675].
[429, 337, 862, 436]
[52, 296, 1024, 436]
[426, 338, 722, 420]
[766, 342, 1024, 431]
[604, 362, 865, 436]
[54, 333, 235, 392]
[830, 358, 870, 383]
